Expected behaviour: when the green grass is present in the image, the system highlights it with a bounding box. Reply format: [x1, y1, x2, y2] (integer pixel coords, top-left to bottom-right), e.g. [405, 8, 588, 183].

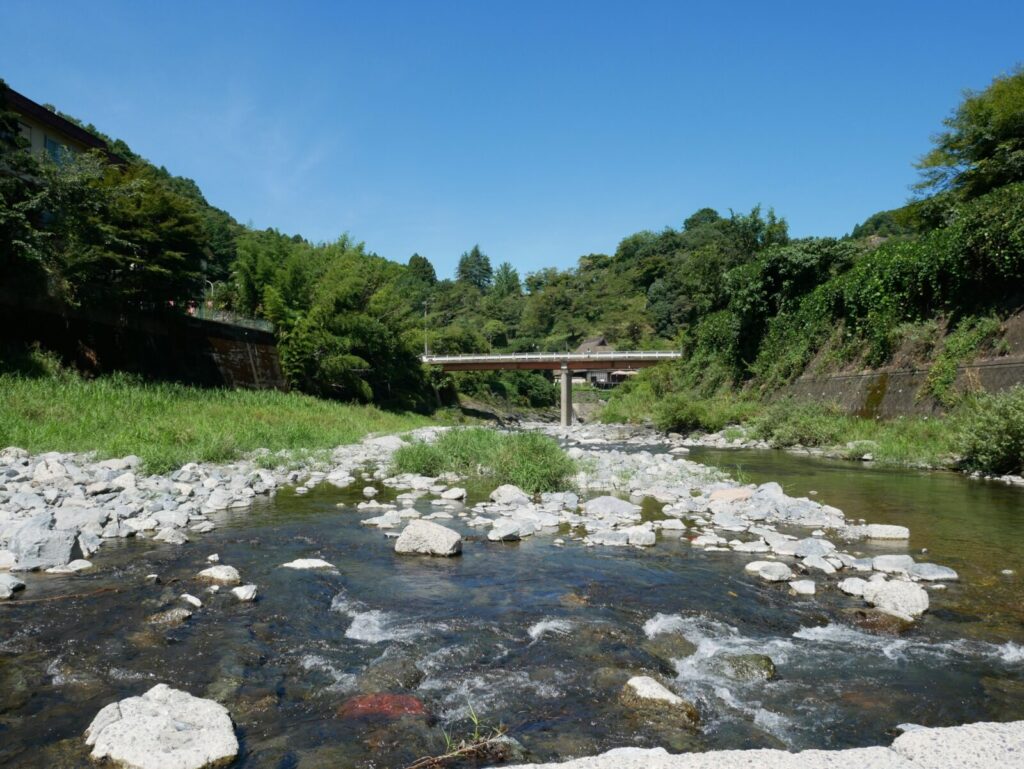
[392, 427, 577, 493]
[0, 372, 437, 473]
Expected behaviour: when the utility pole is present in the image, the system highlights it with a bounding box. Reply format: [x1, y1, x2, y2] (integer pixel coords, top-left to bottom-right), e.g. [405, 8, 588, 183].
[423, 300, 429, 355]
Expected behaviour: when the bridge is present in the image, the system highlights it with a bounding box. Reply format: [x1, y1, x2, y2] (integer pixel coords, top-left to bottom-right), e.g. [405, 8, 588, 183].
[421, 351, 681, 426]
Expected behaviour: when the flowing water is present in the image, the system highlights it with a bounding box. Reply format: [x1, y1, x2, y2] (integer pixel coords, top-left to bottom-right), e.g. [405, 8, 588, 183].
[1, 444, 1022, 768]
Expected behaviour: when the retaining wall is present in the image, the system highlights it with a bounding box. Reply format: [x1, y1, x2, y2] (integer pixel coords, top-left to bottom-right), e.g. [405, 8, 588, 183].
[783, 357, 1024, 418]
[0, 298, 285, 391]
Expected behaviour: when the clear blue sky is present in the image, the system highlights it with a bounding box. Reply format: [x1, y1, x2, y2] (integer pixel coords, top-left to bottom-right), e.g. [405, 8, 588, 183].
[3, 1, 1022, 278]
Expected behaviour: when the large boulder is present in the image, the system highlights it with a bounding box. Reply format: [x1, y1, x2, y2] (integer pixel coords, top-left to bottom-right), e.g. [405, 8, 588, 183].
[584, 496, 641, 519]
[909, 562, 959, 581]
[872, 555, 916, 574]
[489, 485, 531, 505]
[84, 684, 238, 769]
[862, 579, 929, 619]
[620, 676, 699, 728]
[394, 520, 462, 556]
[196, 565, 241, 585]
[714, 653, 777, 682]
[0, 573, 26, 600]
[5, 514, 76, 571]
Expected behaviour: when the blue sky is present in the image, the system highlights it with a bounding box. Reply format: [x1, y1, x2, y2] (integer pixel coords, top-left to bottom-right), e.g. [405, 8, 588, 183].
[3, 1, 1022, 278]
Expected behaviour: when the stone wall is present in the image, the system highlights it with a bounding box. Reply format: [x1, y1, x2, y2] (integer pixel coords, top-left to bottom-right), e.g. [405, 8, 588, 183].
[783, 357, 1024, 418]
[0, 297, 285, 391]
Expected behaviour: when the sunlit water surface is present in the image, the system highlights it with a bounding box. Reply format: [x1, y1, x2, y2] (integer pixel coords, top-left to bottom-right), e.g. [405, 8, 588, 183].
[1, 444, 1022, 767]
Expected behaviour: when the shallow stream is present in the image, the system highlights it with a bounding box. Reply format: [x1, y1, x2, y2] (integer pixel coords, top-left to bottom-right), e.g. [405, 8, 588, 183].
[1, 442, 1022, 767]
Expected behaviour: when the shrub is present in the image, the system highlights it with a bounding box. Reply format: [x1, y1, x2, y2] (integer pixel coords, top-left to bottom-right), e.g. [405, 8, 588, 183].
[957, 386, 1024, 475]
[922, 316, 1002, 406]
[750, 399, 848, 447]
[654, 392, 760, 433]
[393, 428, 576, 493]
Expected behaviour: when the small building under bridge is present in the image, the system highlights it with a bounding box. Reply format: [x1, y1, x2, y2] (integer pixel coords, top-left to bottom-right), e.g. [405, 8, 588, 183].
[421, 349, 681, 426]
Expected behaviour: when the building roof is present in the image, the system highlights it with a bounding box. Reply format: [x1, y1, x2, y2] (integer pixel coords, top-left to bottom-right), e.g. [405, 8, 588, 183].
[575, 336, 614, 354]
[2, 83, 118, 158]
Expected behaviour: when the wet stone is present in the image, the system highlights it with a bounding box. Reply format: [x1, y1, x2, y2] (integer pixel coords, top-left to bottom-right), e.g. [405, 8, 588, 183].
[714, 653, 777, 682]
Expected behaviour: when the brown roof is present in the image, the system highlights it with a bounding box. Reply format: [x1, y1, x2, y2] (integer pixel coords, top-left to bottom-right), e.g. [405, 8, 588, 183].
[575, 336, 613, 354]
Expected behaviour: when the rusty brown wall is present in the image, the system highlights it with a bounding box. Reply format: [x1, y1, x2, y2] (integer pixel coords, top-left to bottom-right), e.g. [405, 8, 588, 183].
[1, 298, 286, 391]
[782, 357, 1024, 418]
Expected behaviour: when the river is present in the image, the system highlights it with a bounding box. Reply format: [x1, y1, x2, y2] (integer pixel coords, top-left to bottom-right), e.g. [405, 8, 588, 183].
[1, 438, 1022, 767]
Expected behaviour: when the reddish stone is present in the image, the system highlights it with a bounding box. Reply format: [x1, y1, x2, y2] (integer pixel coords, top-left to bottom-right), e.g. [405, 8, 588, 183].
[338, 693, 427, 719]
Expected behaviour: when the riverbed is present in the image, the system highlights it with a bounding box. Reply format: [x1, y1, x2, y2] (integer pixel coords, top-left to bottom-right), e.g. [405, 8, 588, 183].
[1, 434, 1022, 768]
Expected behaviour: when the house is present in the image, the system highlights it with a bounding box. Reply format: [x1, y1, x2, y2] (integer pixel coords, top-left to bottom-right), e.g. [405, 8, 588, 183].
[2, 82, 115, 163]
[574, 336, 616, 386]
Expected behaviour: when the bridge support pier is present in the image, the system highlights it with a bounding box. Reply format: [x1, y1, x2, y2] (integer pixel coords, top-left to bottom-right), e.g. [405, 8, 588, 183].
[560, 366, 573, 427]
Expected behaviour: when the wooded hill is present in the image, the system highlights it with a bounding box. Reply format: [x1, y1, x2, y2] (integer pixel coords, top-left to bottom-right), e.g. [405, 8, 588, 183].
[2, 68, 1022, 411]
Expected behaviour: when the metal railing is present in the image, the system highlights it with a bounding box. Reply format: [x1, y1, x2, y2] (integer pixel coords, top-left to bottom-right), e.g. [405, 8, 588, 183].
[422, 350, 681, 364]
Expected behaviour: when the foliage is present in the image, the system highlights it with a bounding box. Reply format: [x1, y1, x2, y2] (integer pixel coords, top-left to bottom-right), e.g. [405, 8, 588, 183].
[749, 399, 849, 447]
[654, 392, 760, 433]
[957, 386, 1024, 475]
[922, 316, 1002, 405]
[392, 428, 576, 493]
[915, 67, 1024, 200]
[456, 244, 493, 290]
[0, 372, 435, 474]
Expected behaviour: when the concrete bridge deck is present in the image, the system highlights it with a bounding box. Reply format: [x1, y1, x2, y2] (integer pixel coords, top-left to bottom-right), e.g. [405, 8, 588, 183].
[422, 351, 681, 425]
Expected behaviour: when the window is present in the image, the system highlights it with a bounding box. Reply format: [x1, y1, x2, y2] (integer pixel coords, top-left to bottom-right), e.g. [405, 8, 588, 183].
[44, 135, 63, 163]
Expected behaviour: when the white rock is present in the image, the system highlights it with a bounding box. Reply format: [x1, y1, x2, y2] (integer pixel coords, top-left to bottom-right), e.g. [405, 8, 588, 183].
[231, 584, 257, 601]
[181, 593, 203, 608]
[0, 573, 26, 599]
[441, 487, 467, 500]
[756, 562, 794, 582]
[838, 577, 869, 597]
[84, 683, 238, 769]
[0, 550, 16, 570]
[280, 558, 334, 570]
[45, 559, 93, 574]
[584, 496, 641, 518]
[802, 554, 836, 574]
[623, 675, 685, 706]
[489, 485, 531, 505]
[394, 519, 462, 556]
[909, 563, 959, 581]
[154, 528, 189, 545]
[626, 526, 656, 547]
[206, 554, 220, 563]
[789, 580, 816, 595]
[866, 524, 911, 540]
[196, 565, 241, 585]
[863, 579, 929, 619]
[488, 519, 523, 542]
[362, 486, 378, 497]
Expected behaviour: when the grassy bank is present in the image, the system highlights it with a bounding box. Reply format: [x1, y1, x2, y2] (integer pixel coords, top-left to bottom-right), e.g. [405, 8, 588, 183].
[601, 376, 1024, 476]
[0, 373, 439, 473]
[393, 427, 576, 493]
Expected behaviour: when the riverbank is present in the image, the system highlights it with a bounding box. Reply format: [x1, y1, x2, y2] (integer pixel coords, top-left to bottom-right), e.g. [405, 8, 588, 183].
[0, 373, 439, 473]
[598, 383, 1024, 480]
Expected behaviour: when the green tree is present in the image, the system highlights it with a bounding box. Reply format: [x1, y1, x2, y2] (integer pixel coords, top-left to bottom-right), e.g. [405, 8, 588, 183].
[407, 252, 437, 285]
[456, 244, 493, 290]
[916, 67, 1024, 200]
[491, 261, 521, 296]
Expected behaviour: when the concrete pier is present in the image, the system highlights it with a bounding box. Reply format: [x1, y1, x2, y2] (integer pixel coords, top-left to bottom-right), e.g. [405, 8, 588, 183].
[560, 366, 573, 427]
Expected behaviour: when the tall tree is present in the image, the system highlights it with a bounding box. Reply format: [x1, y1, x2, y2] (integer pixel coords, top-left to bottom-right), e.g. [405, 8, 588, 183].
[456, 244, 492, 290]
[491, 261, 521, 296]
[407, 252, 437, 285]
[915, 67, 1024, 200]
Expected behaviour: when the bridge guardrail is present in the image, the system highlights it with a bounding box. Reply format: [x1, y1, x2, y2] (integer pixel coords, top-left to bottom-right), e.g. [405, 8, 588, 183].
[421, 351, 681, 364]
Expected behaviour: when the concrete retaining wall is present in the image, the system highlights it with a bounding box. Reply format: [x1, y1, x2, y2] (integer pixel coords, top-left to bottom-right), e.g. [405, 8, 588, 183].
[783, 358, 1024, 418]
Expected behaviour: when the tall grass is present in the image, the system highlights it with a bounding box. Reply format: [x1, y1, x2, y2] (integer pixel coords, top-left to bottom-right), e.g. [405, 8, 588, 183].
[392, 427, 576, 493]
[0, 373, 436, 473]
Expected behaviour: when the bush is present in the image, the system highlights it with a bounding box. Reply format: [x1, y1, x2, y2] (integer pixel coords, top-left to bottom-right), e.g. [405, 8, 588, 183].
[957, 386, 1024, 475]
[750, 399, 849, 447]
[392, 428, 576, 493]
[654, 392, 760, 433]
